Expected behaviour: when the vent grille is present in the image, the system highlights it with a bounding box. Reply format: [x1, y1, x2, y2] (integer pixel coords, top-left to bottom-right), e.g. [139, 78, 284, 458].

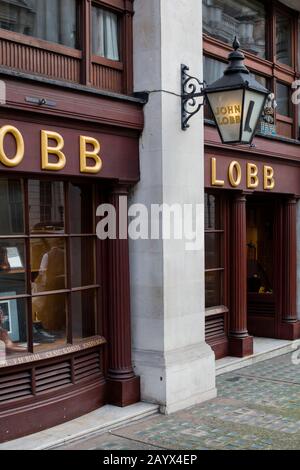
[74, 351, 101, 383]
[35, 361, 72, 394]
[248, 301, 276, 317]
[205, 315, 225, 340]
[0, 370, 32, 403]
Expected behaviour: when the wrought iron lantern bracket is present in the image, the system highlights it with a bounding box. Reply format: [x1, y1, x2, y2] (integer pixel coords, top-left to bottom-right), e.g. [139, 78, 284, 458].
[181, 64, 206, 131]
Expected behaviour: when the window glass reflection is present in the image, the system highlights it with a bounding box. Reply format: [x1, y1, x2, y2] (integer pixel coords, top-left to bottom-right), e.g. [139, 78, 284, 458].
[205, 233, 222, 270]
[205, 271, 223, 308]
[276, 14, 292, 66]
[0, 240, 26, 297]
[69, 183, 94, 234]
[29, 180, 65, 234]
[72, 290, 96, 341]
[0, 299, 27, 357]
[205, 193, 221, 230]
[31, 238, 66, 293]
[32, 294, 67, 351]
[0, 179, 24, 235]
[71, 238, 95, 288]
[203, 0, 266, 59]
[0, 0, 78, 48]
[276, 82, 291, 117]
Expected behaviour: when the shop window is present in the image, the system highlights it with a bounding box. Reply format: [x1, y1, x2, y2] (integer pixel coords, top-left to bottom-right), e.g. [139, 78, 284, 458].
[276, 13, 292, 67]
[92, 5, 120, 61]
[247, 202, 274, 295]
[0, 177, 99, 358]
[276, 82, 292, 117]
[0, 0, 78, 49]
[203, 0, 266, 59]
[205, 193, 224, 309]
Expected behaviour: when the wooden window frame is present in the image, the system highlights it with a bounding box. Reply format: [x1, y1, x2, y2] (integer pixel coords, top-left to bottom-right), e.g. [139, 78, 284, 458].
[0, 0, 134, 93]
[205, 192, 227, 311]
[0, 176, 101, 355]
[203, 0, 300, 140]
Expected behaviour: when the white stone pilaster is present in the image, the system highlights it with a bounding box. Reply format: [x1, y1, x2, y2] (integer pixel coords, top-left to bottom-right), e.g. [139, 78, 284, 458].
[131, 0, 216, 414]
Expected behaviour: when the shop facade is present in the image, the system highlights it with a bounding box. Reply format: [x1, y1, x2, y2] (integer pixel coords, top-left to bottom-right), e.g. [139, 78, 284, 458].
[204, 131, 300, 359]
[0, 0, 143, 442]
[203, 0, 300, 359]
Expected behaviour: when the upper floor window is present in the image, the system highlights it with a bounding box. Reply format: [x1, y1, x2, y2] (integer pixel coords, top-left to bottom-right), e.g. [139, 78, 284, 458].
[92, 5, 119, 61]
[0, 0, 78, 49]
[276, 12, 292, 67]
[203, 0, 266, 59]
[203, 1, 300, 141]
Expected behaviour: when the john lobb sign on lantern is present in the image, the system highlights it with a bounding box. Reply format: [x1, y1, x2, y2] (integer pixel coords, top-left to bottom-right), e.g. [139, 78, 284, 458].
[181, 38, 270, 145]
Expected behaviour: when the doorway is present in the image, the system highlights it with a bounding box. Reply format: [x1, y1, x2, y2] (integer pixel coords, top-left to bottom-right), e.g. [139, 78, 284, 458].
[246, 198, 277, 338]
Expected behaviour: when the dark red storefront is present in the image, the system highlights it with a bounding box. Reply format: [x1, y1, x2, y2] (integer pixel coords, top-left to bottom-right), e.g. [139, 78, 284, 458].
[204, 125, 300, 360]
[0, 74, 143, 442]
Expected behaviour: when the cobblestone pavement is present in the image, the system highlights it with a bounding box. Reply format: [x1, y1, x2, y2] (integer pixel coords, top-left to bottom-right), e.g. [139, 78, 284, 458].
[57, 353, 300, 450]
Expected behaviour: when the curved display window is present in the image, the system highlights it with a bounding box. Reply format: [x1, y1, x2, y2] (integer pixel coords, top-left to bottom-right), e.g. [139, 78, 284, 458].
[0, 178, 99, 357]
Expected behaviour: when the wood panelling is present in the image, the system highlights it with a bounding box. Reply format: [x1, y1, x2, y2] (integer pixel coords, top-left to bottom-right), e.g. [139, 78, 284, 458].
[0, 39, 81, 83]
[1, 77, 144, 132]
[92, 63, 123, 93]
[0, 346, 105, 443]
[277, 119, 293, 139]
[248, 294, 276, 318]
[205, 125, 300, 165]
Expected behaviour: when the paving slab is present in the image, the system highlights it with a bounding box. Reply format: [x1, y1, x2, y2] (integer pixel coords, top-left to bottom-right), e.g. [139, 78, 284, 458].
[55, 352, 300, 451]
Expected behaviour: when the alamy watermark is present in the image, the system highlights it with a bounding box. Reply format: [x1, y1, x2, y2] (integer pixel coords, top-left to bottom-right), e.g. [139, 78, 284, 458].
[96, 197, 204, 251]
[291, 340, 300, 366]
[292, 80, 300, 106]
[0, 81, 6, 105]
[0, 341, 5, 366]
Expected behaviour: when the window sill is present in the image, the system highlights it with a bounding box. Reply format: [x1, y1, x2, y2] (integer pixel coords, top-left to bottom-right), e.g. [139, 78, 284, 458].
[92, 55, 124, 71]
[205, 306, 228, 317]
[0, 336, 106, 369]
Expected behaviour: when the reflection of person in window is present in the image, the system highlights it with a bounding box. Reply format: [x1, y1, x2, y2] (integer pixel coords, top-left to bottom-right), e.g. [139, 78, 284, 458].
[38, 239, 65, 291]
[0, 307, 25, 353]
[36, 239, 65, 332]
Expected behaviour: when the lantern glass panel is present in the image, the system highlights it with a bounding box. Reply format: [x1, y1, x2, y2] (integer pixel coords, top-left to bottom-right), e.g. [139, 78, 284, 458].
[207, 89, 244, 143]
[241, 90, 266, 143]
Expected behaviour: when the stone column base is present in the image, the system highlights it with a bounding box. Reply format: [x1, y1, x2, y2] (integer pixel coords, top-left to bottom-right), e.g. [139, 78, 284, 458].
[132, 342, 216, 414]
[279, 321, 300, 341]
[107, 376, 141, 407]
[229, 335, 253, 358]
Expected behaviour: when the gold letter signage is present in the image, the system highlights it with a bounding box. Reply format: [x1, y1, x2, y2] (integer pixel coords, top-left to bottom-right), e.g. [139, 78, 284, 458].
[0, 125, 103, 175]
[215, 105, 241, 126]
[211, 158, 275, 191]
[0, 125, 24, 167]
[247, 163, 259, 189]
[80, 136, 102, 174]
[228, 161, 242, 188]
[263, 166, 275, 190]
[41, 130, 66, 171]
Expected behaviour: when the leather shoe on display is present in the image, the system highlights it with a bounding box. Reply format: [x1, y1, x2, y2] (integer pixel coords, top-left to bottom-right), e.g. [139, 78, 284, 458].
[33, 325, 56, 344]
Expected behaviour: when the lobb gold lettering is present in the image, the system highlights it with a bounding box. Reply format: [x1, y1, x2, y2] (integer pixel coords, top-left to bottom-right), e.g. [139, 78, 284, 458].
[215, 105, 241, 126]
[211, 158, 275, 191]
[0, 125, 103, 174]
